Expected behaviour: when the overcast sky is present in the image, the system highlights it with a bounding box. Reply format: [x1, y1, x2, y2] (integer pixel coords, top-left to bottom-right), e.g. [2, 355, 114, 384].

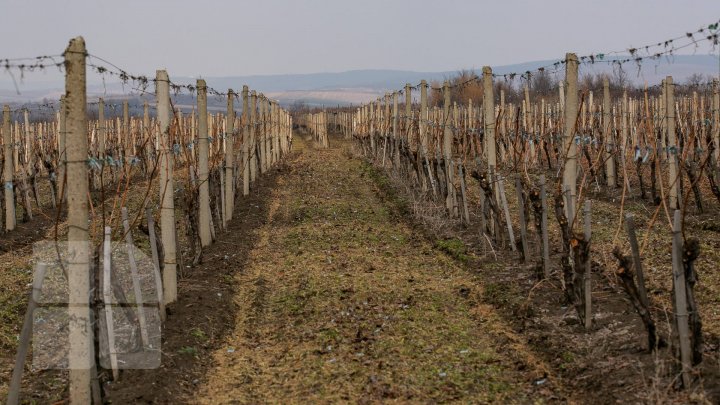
[2, 0, 720, 78]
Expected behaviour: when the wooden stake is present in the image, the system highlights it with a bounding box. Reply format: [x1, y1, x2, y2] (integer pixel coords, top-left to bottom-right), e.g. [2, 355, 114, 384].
[671, 209, 692, 388]
[515, 176, 530, 261]
[496, 174, 516, 251]
[583, 200, 592, 329]
[145, 208, 165, 321]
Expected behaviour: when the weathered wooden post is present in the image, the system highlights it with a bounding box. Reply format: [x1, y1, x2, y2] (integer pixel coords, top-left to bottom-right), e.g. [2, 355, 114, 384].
[603, 78, 616, 188]
[7, 263, 47, 405]
[225, 89, 235, 225]
[497, 174, 516, 251]
[64, 36, 92, 404]
[666, 77, 679, 209]
[515, 176, 530, 261]
[540, 175, 550, 278]
[156, 69, 177, 304]
[3, 105, 15, 231]
[624, 214, 649, 307]
[563, 53, 579, 221]
[145, 208, 165, 321]
[583, 200, 592, 329]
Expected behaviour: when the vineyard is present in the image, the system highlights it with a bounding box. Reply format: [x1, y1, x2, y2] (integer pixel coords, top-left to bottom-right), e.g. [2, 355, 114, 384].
[0, 17, 720, 405]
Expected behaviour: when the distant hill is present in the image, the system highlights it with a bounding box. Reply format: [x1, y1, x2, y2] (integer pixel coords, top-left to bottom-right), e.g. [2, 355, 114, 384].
[2, 55, 718, 107]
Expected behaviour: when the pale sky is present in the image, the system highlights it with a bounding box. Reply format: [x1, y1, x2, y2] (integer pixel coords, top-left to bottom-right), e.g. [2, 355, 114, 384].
[2, 0, 720, 77]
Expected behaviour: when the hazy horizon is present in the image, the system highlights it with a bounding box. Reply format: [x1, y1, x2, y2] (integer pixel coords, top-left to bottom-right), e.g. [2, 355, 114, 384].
[2, 1, 720, 104]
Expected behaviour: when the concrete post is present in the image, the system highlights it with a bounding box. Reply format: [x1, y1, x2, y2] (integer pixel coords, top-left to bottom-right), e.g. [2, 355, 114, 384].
[156, 70, 177, 304]
[563, 53, 579, 220]
[523, 85, 530, 131]
[273, 101, 281, 160]
[58, 95, 66, 202]
[666, 76, 678, 209]
[603, 78, 616, 188]
[122, 100, 129, 151]
[393, 92, 400, 166]
[12, 122, 19, 172]
[369, 101, 376, 154]
[482, 67, 497, 170]
[143, 100, 150, 136]
[98, 98, 105, 157]
[260, 94, 270, 174]
[259, 95, 267, 174]
[3, 106, 15, 231]
[442, 81, 455, 214]
[23, 109, 31, 169]
[713, 79, 719, 166]
[660, 83, 667, 159]
[272, 101, 279, 157]
[250, 91, 258, 182]
[404, 83, 412, 147]
[622, 90, 629, 153]
[225, 90, 235, 225]
[64, 36, 92, 405]
[420, 80, 428, 151]
[197, 79, 212, 247]
[267, 101, 274, 161]
[242, 86, 250, 195]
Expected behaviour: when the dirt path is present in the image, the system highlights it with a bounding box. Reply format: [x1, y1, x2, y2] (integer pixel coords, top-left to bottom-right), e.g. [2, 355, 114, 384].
[107, 135, 561, 404]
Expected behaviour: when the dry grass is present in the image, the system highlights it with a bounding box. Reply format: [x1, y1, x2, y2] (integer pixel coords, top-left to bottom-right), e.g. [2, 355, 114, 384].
[188, 136, 558, 403]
